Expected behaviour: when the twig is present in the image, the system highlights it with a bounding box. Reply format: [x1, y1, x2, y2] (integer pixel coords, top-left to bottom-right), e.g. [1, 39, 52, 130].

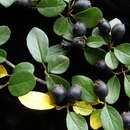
[4, 59, 46, 85]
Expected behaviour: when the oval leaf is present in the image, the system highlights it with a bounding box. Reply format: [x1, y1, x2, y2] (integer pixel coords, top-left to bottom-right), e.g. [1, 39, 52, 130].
[0, 26, 11, 45]
[105, 75, 120, 104]
[86, 35, 107, 48]
[18, 91, 55, 110]
[73, 101, 93, 116]
[47, 74, 70, 90]
[63, 22, 74, 41]
[74, 7, 103, 28]
[124, 75, 130, 98]
[46, 44, 67, 62]
[84, 48, 106, 65]
[72, 75, 98, 102]
[0, 65, 8, 78]
[37, 0, 66, 17]
[48, 55, 70, 74]
[0, 49, 7, 63]
[105, 51, 119, 70]
[90, 109, 102, 130]
[8, 71, 36, 96]
[66, 111, 88, 130]
[53, 17, 69, 35]
[101, 105, 123, 130]
[114, 43, 130, 65]
[13, 62, 34, 73]
[27, 27, 49, 63]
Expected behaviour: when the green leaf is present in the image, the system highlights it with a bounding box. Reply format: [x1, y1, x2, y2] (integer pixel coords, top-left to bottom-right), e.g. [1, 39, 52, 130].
[66, 111, 88, 130]
[72, 75, 98, 102]
[86, 35, 107, 48]
[90, 109, 102, 130]
[105, 51, 119, 70]
[0, 49, 7, 63]
[0, 26, 11, 45]
[114, 43, 130, 65]
[101, 105, 123, 130]
[63, 22, 74, 41]
[13, 62, 35, 74]
[64, 0, 71, 3]
[84, 48, 106, 65]
[0, 0, 15, 7]
[92, 27, 100, 36]
[47, 74, 70, 90]
[48, 55, 70, 74]
[124, 75, 130, 98]
[8, 71, 36, 96]
[27, 27, 49, 63]
[106, 76, 120, 104]
[74, 7, 103, 28]
[37, 0, 66, 17]
[109, 18, 122, 29]
[73, 101, 93, 116]
[53, 17, 69, 36]
[46, 44, 67, 61]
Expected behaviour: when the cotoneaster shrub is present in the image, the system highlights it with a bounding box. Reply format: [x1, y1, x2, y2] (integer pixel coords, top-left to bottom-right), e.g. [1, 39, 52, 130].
[0, 0, 130, 130]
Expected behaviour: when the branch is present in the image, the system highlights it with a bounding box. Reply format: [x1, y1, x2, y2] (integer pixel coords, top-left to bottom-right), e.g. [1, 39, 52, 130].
[4, 59, 46, 85]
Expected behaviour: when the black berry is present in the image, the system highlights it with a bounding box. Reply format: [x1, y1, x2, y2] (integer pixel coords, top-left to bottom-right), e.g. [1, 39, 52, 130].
[73, 0, 91, 14]
[16, 0, 36, 7]
[94, 80, 108, 98]
[50, 85, 67, 105]
[122, 112, 130, 129]
[67, 85, 82, 102]
[96, 59, 112, 75]
[111, 24, 125, 41]
[98, 18, 111, 34]
[73, 22, 86, 37]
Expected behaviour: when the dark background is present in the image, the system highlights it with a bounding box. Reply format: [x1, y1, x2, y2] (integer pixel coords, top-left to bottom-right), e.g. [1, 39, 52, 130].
[0, 0, 130, 129]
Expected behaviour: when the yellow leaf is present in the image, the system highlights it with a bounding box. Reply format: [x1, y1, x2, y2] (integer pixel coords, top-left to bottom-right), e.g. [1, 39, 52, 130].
[90, 109, 102, 130]
[73, 101, 93, 116]
[0, 65, 8, 78]
[18, 91, 55, 110]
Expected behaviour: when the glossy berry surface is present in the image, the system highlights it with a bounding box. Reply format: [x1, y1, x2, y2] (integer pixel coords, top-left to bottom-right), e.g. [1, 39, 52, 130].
[98, 18, 111, 34]
[111, 24, 125, 41]
[73, 22, 86, 37]
[94, 80, 108, 98]
[67, 85, 82, 102]
[122, 112, 130, 129]
[73, 0, 91, 14]
[50, 85, 67, 105]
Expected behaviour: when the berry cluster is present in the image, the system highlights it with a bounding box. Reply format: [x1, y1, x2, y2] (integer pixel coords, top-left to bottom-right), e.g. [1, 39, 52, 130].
[98, 18, 125, 42]
[50, 85, 82, 105]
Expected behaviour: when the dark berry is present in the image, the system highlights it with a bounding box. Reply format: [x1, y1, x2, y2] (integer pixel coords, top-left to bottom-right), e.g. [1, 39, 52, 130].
[16, 0, 36, 7]
[111, 24, 125, 41]
[96, 59, 112, 75]
[73, 0, 91, 14]
[50, 85, 67, 105]
[98, 18, 111, 34]
[73, 22, 86, 37]
[94, 80, 108, 98]
[122, 112, 130, 129]
[67, 85, 82, 102]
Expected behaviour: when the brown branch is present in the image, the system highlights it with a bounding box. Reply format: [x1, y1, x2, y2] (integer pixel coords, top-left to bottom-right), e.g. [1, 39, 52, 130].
[5, 60, 46, 85]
